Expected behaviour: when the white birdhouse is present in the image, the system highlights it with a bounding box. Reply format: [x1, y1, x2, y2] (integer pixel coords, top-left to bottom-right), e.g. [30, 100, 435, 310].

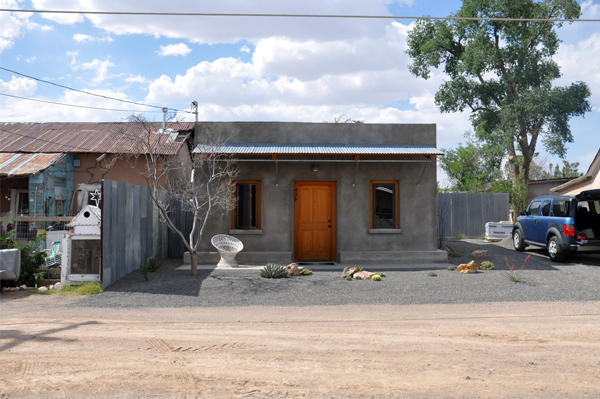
[61, 205, 102, 285]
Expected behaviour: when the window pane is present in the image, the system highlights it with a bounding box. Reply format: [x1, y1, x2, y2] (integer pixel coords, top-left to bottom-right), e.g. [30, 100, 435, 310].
[552, 200, 570, 217]
[235, 183, 258, 229]
[373, 183, 395, 228]
[528, 201, 541, 216]
[541, 200, 551, 216]
[70, 239, 101, 275]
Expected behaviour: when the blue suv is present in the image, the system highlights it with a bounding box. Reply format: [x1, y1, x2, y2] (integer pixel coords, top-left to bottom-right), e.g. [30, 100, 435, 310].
[512, 189, 600, 262]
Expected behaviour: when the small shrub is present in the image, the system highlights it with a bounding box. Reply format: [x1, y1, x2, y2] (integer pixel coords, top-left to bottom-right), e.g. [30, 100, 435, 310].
[428, 272, 437, 277]
[446, 245, 462, 257]
[140, 264, 149, 281]
[456, 233, 465, 240]
[479, 261, 495, 270]
[379, 272, 386, 278]
[143, 255, 161, 272]
[261, 263, 287, 279]
[447, 266, 455, 271]
[300, 268, 313, 275]
[355, 266, 363, 272]
[372, 275, 382, 281]
[346, 275, 352, 281]
[505, 255, 530, 283]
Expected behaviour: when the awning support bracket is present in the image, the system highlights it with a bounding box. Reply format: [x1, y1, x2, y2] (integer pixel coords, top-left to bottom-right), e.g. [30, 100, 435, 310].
[417, 161, 429, 186]
[275, 160, 279, 187]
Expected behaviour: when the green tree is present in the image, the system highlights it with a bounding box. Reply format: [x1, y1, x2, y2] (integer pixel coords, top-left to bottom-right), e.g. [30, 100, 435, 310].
[406, 0, 591, 211]
[550, 160, 582, 178]
[439, 132, 503, 192]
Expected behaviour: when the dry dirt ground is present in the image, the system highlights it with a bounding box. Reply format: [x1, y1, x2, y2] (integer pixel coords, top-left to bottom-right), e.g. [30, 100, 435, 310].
[1, 294, 600, 399]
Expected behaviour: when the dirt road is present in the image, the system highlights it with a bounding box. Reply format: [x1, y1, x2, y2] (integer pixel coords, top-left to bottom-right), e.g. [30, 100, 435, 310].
[1, 294, 599, 398]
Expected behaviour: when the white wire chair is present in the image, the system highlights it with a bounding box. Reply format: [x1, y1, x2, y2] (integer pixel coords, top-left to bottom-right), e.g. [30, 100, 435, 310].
[211, 234, 244, 267]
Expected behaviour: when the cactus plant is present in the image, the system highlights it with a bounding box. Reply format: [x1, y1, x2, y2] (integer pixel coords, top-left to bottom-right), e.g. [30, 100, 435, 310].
[260, 263, 288, 279]
[300, 268, 313, 275]
[371, 275, 382, 281]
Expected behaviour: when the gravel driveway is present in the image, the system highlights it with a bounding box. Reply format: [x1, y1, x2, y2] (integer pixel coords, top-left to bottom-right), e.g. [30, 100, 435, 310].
[73, 238, 600, 309]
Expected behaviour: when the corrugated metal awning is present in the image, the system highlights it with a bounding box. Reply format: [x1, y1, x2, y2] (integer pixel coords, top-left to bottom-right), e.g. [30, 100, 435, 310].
[0, 153, 65, 176]
[193, 142, 444, 156]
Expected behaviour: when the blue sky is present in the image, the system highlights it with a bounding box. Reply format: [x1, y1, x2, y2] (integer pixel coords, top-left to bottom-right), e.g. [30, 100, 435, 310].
[1, 0, 599, 185]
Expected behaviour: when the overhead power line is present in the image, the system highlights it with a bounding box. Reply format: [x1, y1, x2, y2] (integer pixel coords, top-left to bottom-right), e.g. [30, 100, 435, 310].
[0, 92, 165, 113]
[0, 8, 598, 22]
[0, 66, 191, 113]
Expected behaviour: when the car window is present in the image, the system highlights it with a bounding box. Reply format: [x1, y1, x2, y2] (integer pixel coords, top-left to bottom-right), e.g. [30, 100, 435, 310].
[528, 201, 541, 216]
[541, 200, 551, 216]
[593, 201, 600, 215]
[552, 200, 570, 217]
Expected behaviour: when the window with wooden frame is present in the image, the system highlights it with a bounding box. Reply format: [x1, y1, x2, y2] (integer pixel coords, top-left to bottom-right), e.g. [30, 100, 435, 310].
[232, 181, 261, 229]
[370, 181, 399, 229]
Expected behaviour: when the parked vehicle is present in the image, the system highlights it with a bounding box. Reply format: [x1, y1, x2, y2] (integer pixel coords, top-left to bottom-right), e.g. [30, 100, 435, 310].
[512, 189, 600, 262]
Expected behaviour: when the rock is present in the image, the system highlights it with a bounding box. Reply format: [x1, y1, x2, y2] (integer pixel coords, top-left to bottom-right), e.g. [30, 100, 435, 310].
[2, 287, 8, 292]
[9, 287, 19, 292]
[471, 250, 488, 259]
[54, 282, 63, 291]
[353, 271, 376, 280]
[285, 263, 299, 277]
[457, 261, 479, 274]
[38, 286, 48, 291]
[20, 284, 27, 290]
[49, 285, 54, 290]
[341, 267, 357, 278]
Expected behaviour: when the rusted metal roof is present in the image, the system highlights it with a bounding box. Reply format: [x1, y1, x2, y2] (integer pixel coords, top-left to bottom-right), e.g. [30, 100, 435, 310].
[0, 122, 194, 155]
[194, 142, 444, 156]
[0, 153, 65, 176]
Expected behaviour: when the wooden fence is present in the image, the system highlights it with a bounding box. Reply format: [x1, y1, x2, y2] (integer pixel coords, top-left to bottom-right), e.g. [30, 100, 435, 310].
[437, 193, 510, 239]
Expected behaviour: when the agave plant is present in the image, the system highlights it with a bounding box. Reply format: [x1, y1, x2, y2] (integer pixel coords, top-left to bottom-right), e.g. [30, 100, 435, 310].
[260, 263, 288, 279]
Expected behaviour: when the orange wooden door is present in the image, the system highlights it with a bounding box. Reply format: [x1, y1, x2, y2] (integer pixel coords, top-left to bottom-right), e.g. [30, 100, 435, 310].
[294, 182, 336, 261]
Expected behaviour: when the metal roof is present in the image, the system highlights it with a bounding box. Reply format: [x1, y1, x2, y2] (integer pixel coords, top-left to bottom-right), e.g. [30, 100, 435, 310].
[193, 142, 444, 155]
[0, 122, 194, 155]
[0, 153, 65, 176]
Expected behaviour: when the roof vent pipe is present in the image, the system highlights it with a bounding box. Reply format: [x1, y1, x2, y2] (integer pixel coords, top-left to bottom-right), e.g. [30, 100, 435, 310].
[191, 101, 198, 123]
[162, 106, 168, 132]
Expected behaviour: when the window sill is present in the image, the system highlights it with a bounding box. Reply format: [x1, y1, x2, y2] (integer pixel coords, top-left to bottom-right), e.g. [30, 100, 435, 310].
[229, 229, 263, 235]
[368, 228, 402, 234]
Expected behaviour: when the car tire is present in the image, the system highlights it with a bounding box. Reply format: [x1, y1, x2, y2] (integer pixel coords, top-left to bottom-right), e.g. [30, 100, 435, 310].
[513, 228, 526, 251]
[547, 236, 566, 262]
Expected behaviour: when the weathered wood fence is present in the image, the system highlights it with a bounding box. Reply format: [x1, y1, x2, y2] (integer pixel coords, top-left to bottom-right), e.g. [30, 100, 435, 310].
[437, 193, 510, 239]
[101, 179, 192, 288]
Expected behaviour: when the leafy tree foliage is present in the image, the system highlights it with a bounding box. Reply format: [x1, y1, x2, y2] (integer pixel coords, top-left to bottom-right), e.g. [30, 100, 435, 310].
[406, 0, 591, 210]
[439, 132, 503, 192]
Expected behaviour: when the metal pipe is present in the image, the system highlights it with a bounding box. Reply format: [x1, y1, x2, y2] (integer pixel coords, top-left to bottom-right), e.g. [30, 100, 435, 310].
[227, 159, 432, 163]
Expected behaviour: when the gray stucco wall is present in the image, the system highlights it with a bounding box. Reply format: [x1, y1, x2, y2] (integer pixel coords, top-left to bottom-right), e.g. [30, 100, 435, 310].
[193, 122, 443, 263]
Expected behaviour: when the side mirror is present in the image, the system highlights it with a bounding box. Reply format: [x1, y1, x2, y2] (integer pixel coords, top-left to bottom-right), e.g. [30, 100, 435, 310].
[520, 211, 527, 216]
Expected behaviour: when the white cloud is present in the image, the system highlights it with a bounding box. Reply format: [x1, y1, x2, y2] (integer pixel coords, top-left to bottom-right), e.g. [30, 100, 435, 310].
[157, 43, 192, 56]
[240, 45, 251, 53]
[581, 0, 600, 17]
[69, 54, 117, 86]
[0, 76, 38, 96]
[556, 32, 600, 108]
[31, 0, 393, 43]
[73, 33, 113, 43]
[125, 74, 148, 83]
[25, 56, 37, 63]
[0, 0, 34, 54]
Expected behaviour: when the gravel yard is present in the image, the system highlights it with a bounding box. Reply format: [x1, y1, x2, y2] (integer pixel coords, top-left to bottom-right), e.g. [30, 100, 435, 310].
[74, 238, 600, 308]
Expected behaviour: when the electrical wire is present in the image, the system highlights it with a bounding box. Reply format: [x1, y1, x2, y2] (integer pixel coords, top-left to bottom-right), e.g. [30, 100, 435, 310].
[0, 92, 166, 113]
[0, 66, 192, 114]
[0, 8, 598, 22]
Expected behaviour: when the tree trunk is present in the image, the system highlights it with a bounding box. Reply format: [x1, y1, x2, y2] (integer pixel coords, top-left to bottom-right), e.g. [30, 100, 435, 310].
[190, 251, 198, 277]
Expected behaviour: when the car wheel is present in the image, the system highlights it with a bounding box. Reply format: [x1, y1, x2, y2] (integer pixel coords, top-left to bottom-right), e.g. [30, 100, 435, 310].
[547, 236, 566, 262]
[513, 229, 526, 251]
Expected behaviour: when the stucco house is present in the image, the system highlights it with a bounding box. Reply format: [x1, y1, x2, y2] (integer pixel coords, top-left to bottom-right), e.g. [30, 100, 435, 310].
[0, 122, 193, 240]
[550, 149, 600, 195]
[187, 121, 447, 265]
